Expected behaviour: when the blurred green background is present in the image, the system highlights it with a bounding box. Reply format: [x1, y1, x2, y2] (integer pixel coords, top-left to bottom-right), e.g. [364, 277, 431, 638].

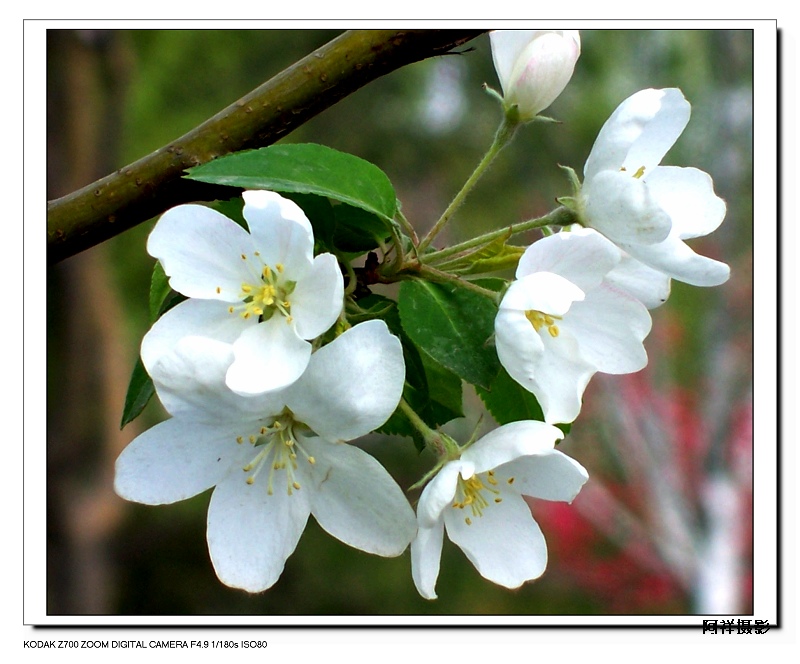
[46, 29, 753, 616]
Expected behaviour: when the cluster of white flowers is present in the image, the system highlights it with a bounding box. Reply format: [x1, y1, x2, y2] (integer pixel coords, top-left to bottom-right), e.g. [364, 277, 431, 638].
[411, 32, 729, 599]
[115, 30, 729, 601]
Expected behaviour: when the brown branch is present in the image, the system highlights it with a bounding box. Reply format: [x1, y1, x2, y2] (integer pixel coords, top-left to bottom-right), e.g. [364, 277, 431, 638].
[47, 29, 486, 264]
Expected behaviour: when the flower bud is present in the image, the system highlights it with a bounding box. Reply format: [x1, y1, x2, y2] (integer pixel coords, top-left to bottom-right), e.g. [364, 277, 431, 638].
[490, 30, 581, 121]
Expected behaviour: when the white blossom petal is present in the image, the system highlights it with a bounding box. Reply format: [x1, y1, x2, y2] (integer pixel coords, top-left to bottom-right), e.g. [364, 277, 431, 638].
[284, 320, 405, 442]
[604, 254, 672, 309]
[149, 336, 285, 421]
[495, 308, 594, 424]
[499, 272, 584, 316]
[411, 520, 445, 600]
[114, 417, 253, 505]
[207, 468, 312, 593]
[242, 191, 314, 281]
[444, 490, 548, 588]
[584, 88, 690, 182]
[531, 332, 596, 424]
[624, 235, 731, 287]
[242, 190, 314, 278]
[645, 166, 727, 239]
[563, 284, 651, 374]
[227, 316, 311, 395]
[289, 253, 344, 339]
[516, 228, 620, 292]
[494, 307, 545, 391]
[304, 438, 416, 556]
[582, 169, 672, 245]
[416, 461, 466, 529]
[141, 298, 251, 375]
[490, 30, 542, 91]
[462, 420, 563, 475]
[147, 204, 258, 299]
[499, 449, 589, 502]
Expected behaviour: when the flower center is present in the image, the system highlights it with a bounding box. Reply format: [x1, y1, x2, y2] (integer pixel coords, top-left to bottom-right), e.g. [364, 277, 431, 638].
[525, 310, 561, 337]
[452, 470, 510, 525]
[237, 413, 315, 496]
[228, 256, 297, 323]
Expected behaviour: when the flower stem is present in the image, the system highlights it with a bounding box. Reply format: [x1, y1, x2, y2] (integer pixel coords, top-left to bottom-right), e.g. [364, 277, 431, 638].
[398, 398, 449, 458]
[396, 208, 419, 247]
[417, 265, 502, 303]
[341, 255, 358, 296]
[417, 115, 520, 254]
[425, 205, 576, 264]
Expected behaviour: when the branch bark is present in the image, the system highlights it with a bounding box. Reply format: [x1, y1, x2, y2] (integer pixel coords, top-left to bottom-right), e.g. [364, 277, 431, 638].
[47, 29, 486, 264]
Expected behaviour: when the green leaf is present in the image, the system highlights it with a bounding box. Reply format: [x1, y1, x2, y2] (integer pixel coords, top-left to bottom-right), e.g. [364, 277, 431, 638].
[148, 261, 187, 323]
[285, 193, 391, 255]
[398, 279, 500, 390]
[150, 261, 186, 323]
[185, 143, 397, 222]
[148, 261, 171, 322]
[476, 367, 571, 437]
[419, 350, 463, 421]
[331, 203, 392, 253]
[124, 261, 188, 429]
[120, 357, 155, 430]
[476, 366, 545, 424]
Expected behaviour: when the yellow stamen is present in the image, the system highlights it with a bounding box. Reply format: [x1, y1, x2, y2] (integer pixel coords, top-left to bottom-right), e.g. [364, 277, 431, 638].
[525, 309, 561, 338]
[452, 472, 502, 520]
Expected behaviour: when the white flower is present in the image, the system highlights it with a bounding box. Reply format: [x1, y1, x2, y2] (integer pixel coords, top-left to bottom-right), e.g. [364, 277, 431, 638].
[490, 30, 581, 121]
[494, 229, 652, 424]
[145, 189, 344, 396]
[411, 420, 588, 599]
[579, 88, 729, 287]
[115, 320, 415, 593]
